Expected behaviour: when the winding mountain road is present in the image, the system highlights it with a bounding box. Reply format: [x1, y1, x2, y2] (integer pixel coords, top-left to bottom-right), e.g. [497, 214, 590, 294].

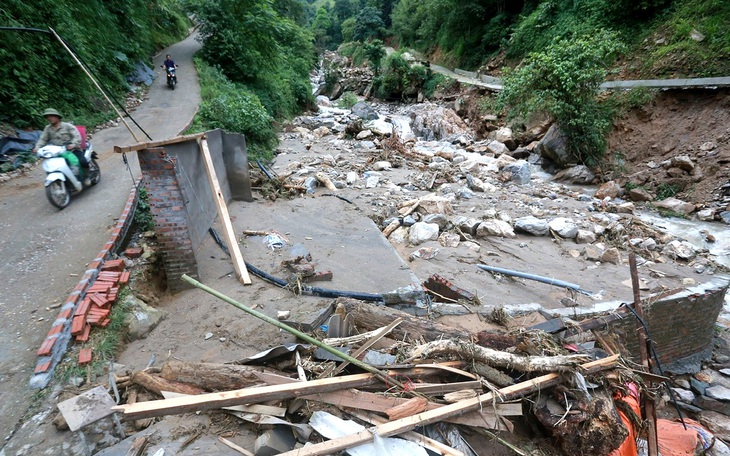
[0, 32, 201, 447]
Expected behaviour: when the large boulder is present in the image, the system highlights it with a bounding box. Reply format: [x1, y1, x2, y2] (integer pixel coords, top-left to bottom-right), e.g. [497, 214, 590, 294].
[476, 220, 515, 238]
[351, 102, 379, 120]
[407, 102, 471, 140]
[553, 165, 596, 185]
[536, 124, 576, 167]
[653, 197, 696, 216]
[501, 161, 531, 185]
[408, 222, 440, 245]
[515, 216, 549, 236]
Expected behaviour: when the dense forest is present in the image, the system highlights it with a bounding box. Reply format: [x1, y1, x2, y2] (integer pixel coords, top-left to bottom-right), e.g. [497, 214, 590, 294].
[2, 0, 729, 158]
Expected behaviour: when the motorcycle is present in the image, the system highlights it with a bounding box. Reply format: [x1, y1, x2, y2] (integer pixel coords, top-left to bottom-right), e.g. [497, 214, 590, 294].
[165, 66, 177, 90]
[36, 141, 100, 209]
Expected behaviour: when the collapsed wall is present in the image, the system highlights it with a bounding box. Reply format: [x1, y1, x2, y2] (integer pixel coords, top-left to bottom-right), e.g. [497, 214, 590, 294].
[138, 129, 251, 293]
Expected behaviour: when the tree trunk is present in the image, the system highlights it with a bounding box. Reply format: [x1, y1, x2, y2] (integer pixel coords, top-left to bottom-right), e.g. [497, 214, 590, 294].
[159, 361, 285, 392]
[131, 371, 206, 396]
[340, 299, 470, 342]
[409, 340, 590, 373]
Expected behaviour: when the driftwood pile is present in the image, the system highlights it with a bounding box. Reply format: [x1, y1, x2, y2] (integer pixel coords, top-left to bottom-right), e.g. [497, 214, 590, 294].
[109, 294, 639, 456]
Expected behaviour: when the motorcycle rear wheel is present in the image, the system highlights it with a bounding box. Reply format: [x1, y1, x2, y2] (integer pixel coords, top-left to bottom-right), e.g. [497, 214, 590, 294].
[46, 180, 71, 209]
[88, 158, 101, 185]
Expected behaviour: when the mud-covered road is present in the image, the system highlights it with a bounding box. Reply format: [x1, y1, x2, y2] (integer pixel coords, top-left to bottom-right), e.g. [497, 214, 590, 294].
[0, 32, 201, 447]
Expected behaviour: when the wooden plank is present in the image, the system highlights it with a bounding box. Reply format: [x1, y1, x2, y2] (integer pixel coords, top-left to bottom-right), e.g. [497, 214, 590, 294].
[218, 436, 255, 456]
[161, 391, 287, 417]
[259, 373, 515, 428]
[113, 132, 206, 154]
[199, 138, 251, 285]
[112, 373, 380, 420]
[278, 355, 620, 456]
[329, 318, 403, 377]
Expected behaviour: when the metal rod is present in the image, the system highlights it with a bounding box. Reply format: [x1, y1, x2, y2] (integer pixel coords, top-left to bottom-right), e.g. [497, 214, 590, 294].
[477, 264, 593, 295]
[49, 27, 141, 142]
[180, 274, 412, 393]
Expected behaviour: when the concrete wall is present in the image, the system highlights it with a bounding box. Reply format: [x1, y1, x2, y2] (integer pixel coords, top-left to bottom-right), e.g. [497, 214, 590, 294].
[138, 129, 251, 293]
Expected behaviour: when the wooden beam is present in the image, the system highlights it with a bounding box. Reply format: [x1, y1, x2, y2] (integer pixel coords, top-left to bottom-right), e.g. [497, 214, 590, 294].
[112, 373, 379, 420]
[199, 138, 251, 285]
[113, 132, 206, 153]
[278, 355, 620, 456]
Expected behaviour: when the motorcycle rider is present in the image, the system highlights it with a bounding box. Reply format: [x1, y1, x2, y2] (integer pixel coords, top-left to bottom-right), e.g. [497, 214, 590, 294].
[32, 108, 90, 186]
[161, 54, 178, 84]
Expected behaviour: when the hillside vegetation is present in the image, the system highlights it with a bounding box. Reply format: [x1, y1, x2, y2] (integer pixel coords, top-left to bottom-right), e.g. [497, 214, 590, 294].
[0, 0, 189, 128]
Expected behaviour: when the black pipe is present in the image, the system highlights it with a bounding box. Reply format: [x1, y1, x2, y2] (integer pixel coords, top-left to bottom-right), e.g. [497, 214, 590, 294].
[209, 228, 384, 302]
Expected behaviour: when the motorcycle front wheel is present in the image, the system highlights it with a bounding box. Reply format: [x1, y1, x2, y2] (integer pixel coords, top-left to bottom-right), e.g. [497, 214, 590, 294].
[88, 158, 101, 185]
[46, 180, 71, 209]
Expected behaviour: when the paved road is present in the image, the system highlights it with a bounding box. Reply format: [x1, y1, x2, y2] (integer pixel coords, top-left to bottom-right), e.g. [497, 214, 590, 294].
[0, 32, 201, 447]
[430, 65, 730, 92]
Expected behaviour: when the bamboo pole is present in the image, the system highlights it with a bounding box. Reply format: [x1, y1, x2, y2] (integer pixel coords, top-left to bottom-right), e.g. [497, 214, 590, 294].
[180, 274, 412, 392]
[49, 27, 140, 143]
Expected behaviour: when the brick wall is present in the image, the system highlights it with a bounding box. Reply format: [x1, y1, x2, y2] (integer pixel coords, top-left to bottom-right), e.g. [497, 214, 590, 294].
[608, 279, 728, 374]
[139, 147, 199, 293]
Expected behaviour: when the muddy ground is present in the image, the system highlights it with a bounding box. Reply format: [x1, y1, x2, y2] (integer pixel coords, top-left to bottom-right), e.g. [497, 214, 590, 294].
[3, 83, 730, 455]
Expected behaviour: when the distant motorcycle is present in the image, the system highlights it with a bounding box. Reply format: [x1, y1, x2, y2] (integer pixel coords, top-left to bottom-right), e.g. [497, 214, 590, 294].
[164, 66, 177, 90]
[36, 140, 100, 209]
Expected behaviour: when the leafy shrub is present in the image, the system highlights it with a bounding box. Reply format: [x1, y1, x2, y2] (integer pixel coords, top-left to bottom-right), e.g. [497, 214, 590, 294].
[373, 52, 429, 100]
[336, 92, 359, 109]
[656, 183, 681, 200]
[133, 187, 155, 232]
[192, 59, 277, 160]
[498, 30, 625, 166]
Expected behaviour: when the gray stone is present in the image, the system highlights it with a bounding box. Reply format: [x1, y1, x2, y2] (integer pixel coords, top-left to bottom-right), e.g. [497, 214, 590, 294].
[662, 240, 697, 261]
[346, 171, 358, 185]
[674, 378, 691, 389]
[438, 232, 460, 248]
[452, 216, 481, 235]
[548, 217, 578, 239]
[584, 244, 604, 261]
[553, 165, 596, 185]
[515, 216, 549, 236]
[654, 197, 696, 216]
[707, 385, 730, 402]
[312, 126, 331, 139]
[408, 222, 440, 245]
[671, 387, 696, 403]
[423, 213, 448, 229]
[487, 140, 509, 156]
[372, 160, 392, 171]
[720, 211, 730, 224]
[600, 248, 621, 265]
[699, 410, 730, 442]
[501, 161, 531, 185]
[694, 395, 730, 416]
[402, 215, 417, 227]
[356, 129, 373, 140]
[351, 102, 378, 120]
[254, 426, 297, 456]
[365, 176, 380, 188]
[616, 202, 635, 214]
[721, 369, 730, 377]
[476, 220, 515, 238]
[123, 295, 167, 341]
[696, 208, 716, 221]
[641, 238, 657, 251]
[691, 377, 710, 396]
[575, 230, 596, 244]
[536, 124, 575, 166]
[670, 155, 695, 172]
[389, 226, 408, 244]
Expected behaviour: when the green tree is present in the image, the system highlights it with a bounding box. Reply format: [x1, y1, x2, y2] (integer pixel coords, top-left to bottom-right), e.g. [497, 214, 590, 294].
[340, 17, 356, 43]
[352, 6, 385, 41]
[311, 7, 333, 49]
[363, 39, 386, 75]
[498, 30, 625, 165]
[333, 0, 359, 21]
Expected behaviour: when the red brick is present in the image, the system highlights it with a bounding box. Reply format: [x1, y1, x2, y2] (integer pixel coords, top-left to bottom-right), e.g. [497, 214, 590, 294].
[101, 259, 125, 272]
[124, 247, 143, 258]
[78, 348, 92, 365]
[47, 324, 63, 337]
[57, 307, 74, 320]
[76, 324, 91, 342]
[119, 271, 131, 285]
[74, 298, 91, 317]
[71, 315, 86, 335]
[35, 360, 52, 374]
[89, 293, 108, 307]
[87, 260, 102, 271]
[37, 338, 56, 356]
[99, 318, 111, 328]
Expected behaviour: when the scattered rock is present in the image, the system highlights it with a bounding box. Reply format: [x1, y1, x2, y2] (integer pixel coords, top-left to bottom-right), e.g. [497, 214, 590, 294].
[553, 165, 596, 185]
[548, 218, 578, 239]
[515, 216, 549, 236]
[123, 295, 167, 341]
[595, 181, 622, 199]
[408, 222, 440, 245]
[600, 248, 621, 265]
[653, 197, 695, 215]
[476, 220, 516, 238]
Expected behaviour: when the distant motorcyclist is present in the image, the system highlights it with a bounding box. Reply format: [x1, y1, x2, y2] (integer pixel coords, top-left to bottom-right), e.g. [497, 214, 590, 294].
[33, 108, 90, 186]
[162, 54, 177, 70]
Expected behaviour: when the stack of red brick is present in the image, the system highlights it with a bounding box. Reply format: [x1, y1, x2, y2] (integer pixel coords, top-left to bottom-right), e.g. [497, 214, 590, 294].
[71, 259, 130, 346]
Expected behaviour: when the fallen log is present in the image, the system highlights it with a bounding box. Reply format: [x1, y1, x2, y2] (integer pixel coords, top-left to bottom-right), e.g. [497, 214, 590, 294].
[159, 361, 282, 391]
[340, 298, 470, 342]
[113, 373, 381, 421]
[131, 371, 206, 396]
[277, 355, 620, 456]
[408, 339, 590, 373]
[472, 361, 515, 387]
